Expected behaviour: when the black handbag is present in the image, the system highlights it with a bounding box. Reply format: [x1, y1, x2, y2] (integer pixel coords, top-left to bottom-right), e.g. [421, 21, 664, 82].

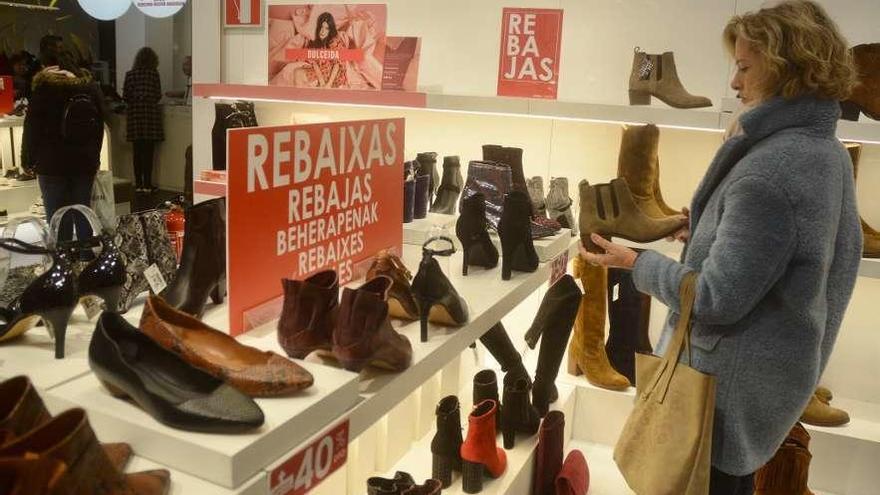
[113, 209, 178, 312]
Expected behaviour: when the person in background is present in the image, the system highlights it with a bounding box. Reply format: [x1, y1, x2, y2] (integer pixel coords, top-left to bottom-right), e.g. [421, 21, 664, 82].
[9, 52, 33, 100]
[123, 47, 164, 194]
[165, 55, 192, 105]
[38, 34, 63, 68]
[23, 47, 106, 241]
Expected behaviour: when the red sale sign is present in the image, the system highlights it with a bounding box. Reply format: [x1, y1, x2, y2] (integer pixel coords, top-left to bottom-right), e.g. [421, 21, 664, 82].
[226, 119, 404, 335]
[0, 76, 13, 115]
[225, 0, 263, 27]
[497, 8, 563, 99]
[270, 420, 349, 495]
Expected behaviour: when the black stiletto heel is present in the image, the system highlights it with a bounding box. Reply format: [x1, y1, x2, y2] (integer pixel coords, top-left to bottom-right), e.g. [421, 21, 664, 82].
[411, 236, 469, 342]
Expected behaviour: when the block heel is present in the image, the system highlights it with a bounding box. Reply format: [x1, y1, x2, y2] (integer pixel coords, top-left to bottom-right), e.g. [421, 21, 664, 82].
[502, 426, 515, 450]
[461, 460, 485, 494]
[432, 453, 455, 488]
[628, 90, 651, 105]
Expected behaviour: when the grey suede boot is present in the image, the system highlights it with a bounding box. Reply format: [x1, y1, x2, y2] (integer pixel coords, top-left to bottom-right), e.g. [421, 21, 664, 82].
[546, 177, 577, 235]
[527, 176, 547, 218]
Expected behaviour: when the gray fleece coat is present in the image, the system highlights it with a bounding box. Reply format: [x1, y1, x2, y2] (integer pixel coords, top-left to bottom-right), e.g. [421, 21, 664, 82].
[632, 96, 862, 475]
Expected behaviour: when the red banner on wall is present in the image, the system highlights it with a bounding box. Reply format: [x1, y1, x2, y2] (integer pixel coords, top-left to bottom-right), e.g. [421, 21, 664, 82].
[496, 8, 563, 99]
[226, 119, 404, 335]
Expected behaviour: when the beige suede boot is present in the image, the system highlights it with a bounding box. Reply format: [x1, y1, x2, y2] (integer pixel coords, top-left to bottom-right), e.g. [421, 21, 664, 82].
[800, 393, 850, 427]
[628, 47, 711, 109]
[617, 124, 682, 219]
[814, 385, 832, 404]
[566, 256, 630, 391]
[578, 178, 686, 253]
[754, 423, 814, 495]
[847, 142, 880, 257]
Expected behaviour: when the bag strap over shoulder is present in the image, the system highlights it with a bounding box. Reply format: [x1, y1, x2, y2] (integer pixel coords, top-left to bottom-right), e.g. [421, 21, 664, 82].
[642, 271, 698, 404]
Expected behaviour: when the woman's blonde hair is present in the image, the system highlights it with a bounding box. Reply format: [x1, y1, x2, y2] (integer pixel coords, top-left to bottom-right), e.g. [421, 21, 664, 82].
[723, 0, 856, 100]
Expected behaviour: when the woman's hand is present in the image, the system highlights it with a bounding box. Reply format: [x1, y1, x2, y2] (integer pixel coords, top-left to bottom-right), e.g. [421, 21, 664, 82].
[666, 207, 690, 243]
[579, 234, 640, 270]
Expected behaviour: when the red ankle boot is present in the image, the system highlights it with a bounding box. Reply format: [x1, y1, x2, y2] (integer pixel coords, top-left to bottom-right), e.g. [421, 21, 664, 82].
[532, 411, 565, 495]
[460, 399, 507, 493]
[555, 450, 589, 495]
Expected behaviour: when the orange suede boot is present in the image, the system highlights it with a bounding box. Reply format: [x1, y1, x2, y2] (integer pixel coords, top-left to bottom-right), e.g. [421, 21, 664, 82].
[754, 423, 814, 495]
[460, 399, 507, 493]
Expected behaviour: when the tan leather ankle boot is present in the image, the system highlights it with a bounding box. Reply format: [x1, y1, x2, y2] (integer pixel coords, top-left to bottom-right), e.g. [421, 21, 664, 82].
[567, 256, 630, 391]
[628, 48, 711, 109]
[846, 142, 880, 257]
[617, 124, 681, 219]
[800, 393, 850, 426]
[754, 423, 814, 495]
[578, 178, 686, 253]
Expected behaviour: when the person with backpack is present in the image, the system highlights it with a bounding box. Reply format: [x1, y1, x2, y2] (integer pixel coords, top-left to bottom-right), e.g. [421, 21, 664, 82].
[123, 47, 164, 193]
[22, 46, 106, 242]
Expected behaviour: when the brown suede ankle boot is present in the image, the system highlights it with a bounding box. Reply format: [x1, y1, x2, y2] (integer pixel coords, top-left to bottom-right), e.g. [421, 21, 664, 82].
[617, 124, 681, 219]
[628, 48, 711, 109]
[277, 270, 338, 359]
[578, 178, 686, 253]
[567, 256, 630, 391]
[754, 423, 814, 495]
[800, 393, 849, 427]
[846, 142, 880, 257]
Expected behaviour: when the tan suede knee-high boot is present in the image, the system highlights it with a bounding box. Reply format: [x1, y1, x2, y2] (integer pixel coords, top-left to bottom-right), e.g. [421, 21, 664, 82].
[846, 142, 880, 257]
[754, 423, 814, 495]
[567, 256, 631, 391]
[617, 124, 681, 220]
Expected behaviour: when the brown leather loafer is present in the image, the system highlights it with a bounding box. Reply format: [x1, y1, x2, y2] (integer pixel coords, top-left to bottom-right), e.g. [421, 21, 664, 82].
[366, 250, 419, 320]
[141, 295, 314, 397]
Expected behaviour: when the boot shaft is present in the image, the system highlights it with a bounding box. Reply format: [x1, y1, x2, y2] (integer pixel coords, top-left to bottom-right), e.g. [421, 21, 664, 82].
[462, 400, 499, 454]
[334, 277, 391, 349]
[500, 191, 532, 237]
[440, 156, 464, 190]
[617, 124, 660, 196]
[278, 270, 338, 350]
[473, 369, 499, 406]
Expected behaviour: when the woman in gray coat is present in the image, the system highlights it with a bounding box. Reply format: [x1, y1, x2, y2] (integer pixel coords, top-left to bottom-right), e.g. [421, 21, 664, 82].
[582, 1, 862, 493]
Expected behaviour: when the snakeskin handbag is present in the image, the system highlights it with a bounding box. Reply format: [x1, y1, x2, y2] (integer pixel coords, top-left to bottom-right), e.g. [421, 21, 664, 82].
[114, 209, 177, 312]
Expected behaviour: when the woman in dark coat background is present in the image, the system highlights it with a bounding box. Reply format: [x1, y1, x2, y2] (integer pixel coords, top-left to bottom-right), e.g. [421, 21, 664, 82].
[123, 47, 164, 193]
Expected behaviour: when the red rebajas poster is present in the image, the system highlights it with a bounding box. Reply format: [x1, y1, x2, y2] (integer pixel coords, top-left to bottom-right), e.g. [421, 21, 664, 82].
[497, 8, 563, 99]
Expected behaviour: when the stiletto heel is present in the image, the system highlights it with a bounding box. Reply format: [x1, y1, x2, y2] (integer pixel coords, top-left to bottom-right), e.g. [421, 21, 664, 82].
[502, 426, 515, 450]
[461, 460, 484, 494]
[411, 236, 469, 342]
[462, 246, 470, 276]
[42, 307, 74, 359]
[210, 278, 226, 305]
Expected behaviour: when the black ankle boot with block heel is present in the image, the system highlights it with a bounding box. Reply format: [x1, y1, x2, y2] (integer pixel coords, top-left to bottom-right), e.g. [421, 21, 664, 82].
[430, 395, 463, 488]
[456, 193, 498, 276]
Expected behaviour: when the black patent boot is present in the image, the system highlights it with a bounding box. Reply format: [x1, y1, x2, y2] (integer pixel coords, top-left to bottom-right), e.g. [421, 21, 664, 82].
[161, 198, 226, 318]
[500, 376, 539, 449]
[498, 191, 538, 280]
[456, 193, 498, 276]
[431, 395, 463, 488]
[525, 274, 582, 416]
[430, 156, 464, 215]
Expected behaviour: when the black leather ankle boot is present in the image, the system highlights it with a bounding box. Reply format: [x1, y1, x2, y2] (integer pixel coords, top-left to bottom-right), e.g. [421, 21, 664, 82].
[416, 152, 439, 202]
[498, 191, 538, 280]
[161, 198, 226, 318]
[456, 193, 498, 276]
[473, 370, 500, 432]
[431, 395, 463, 488]
[525, 274, 582, 416]
[430, 156, 463, 215]
[500, 376, 539, 449]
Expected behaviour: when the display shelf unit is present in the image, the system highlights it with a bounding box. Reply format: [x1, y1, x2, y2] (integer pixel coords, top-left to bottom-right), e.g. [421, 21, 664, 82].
[344, 241, 578, 439]
[374, 380, 576, 495]
[194, 85, 880, 143]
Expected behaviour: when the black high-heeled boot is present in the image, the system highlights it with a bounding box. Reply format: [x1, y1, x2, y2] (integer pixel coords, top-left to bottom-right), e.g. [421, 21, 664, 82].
[403, 161, 416, 224]
[605, 267, 653, 384]
[479, 322, 530, 386]
[416, 152, 439, 202]
[431, 395, 464, 488]
[456, 193, 498, 276]
[524, 274, 582, 416]
[500, 376, 539, 449]
[161, 198, 226, 318]
[473, 369, 500, 432]
[498, 191, 538, 280]
[0, 239, 77, 359]
[430, 156, 464, 215]
[410, 236, 468, 342]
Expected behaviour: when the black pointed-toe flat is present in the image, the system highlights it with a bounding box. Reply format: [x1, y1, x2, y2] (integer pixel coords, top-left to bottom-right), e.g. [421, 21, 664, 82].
[89, 312, 264, 433]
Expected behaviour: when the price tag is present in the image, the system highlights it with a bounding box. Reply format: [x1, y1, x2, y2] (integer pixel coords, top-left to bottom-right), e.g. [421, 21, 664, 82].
[612, 283, 620, 302]
[144, 264, 167, 294]
[270, 420, 349, 495]
[549, 250, 569, 286]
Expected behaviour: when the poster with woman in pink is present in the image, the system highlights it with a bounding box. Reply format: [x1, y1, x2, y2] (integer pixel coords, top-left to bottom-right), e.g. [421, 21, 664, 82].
[268, 4, 387, 90]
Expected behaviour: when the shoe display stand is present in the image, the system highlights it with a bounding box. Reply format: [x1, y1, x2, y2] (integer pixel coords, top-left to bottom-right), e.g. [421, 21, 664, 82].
[402, 213, 458, 246]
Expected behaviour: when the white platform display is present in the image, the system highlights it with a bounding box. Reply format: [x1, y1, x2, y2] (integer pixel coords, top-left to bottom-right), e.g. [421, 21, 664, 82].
[402, 213, 457, 246]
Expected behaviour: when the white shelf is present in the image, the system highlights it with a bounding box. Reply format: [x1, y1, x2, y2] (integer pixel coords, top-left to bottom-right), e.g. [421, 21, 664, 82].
[375, 377, 576, 495]
[345, 241, 578, 438]
[125, 456, 267, 495]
